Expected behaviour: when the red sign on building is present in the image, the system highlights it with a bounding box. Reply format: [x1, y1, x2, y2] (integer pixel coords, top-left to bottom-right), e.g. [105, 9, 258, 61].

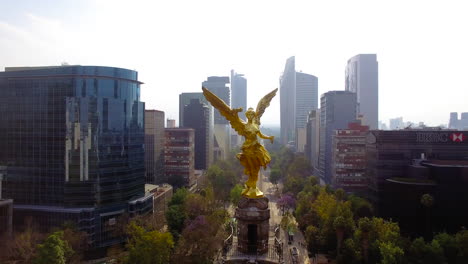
[451, 133, 465, 142]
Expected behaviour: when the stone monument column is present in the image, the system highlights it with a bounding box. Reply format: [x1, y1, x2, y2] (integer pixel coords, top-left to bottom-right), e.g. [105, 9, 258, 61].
[235, 196, 270, 254]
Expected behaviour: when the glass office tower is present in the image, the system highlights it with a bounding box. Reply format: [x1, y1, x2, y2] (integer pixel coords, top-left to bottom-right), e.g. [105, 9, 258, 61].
[0, 66, 152, 247]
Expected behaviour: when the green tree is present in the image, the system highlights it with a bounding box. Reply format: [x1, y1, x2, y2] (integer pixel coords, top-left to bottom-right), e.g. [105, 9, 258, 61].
[34, 231, 73, 264]
[456, 229, 468, 262]
[125, 222, 174, 264]
[433, 232, 458, 263]
[334, 216, 347, 255]
[206, 164, 235, 203]
[337, 238, 362, 264]
[420, 194, 434, 239]
[229, 184, 243, 205]
[2, 218, 44, 263]
[407, 237, 445, 264]
[269, 168, 281, 188]
[378, 241, 404, 264]
[166, 204, 187, 238]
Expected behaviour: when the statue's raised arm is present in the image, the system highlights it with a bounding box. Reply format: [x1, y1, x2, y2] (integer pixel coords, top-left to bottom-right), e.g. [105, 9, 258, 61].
[202, 87, 246, 136]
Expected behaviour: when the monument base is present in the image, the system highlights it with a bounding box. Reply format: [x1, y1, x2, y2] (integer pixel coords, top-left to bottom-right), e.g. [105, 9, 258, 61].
[235, 196, 270, 254]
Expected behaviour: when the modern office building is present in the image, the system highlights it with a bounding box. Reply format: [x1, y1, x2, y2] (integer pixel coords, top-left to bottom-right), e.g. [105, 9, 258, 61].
[164, 128, 195, 188]
[448, 112, 468, 130]
[230, 70, 247, 113]
[145, 110, 165, 184]
[179, 92, 209, 128]
[202, 76, 231, 158]
[0, 66, 153, 247]
[305, 109, 320, 171]
[331, 122, 369, 194]
[202, 76, 230, 124]
[365, 130, 468, 234]
[230, 70, 247, 148]
[280, 57, 296, 145]
[183, 99, 214, 170]
[317, 91, 357, 184]
[280, 56, 318, 147]
[345, 54, 378, 129]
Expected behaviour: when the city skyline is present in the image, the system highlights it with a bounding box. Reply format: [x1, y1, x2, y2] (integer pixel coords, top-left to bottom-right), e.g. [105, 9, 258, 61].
[1, 0, 468, 126]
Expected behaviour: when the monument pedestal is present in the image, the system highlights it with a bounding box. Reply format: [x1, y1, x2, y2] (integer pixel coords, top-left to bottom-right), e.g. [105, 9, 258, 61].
[235, 196, 270, 254]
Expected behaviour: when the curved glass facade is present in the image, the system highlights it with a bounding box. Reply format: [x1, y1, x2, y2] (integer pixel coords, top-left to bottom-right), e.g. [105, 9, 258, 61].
[0, 66, 147, 246]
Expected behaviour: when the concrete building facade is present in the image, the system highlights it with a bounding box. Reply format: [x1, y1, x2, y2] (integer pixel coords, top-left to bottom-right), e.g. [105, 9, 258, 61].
[164, 128, 195, 188]
[145, 110, 165, 184]
[331, 122, 369, 193]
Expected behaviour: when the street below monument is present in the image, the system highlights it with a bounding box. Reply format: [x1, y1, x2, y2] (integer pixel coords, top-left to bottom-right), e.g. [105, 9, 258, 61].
[258, 169, 311, 264]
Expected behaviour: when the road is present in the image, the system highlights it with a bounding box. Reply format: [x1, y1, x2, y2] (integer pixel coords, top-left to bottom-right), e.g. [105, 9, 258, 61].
[259, 169, 310, 264]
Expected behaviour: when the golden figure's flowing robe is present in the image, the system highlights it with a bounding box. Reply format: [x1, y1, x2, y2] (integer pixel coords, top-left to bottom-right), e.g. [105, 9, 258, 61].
[202, 87, 277, 198]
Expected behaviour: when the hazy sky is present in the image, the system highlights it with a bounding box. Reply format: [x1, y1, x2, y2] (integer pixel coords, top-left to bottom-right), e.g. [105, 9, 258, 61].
[1, 0, 467, 126]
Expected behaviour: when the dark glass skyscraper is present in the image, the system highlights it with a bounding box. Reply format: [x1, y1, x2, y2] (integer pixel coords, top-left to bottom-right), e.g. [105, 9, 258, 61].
[183, 99, 214, 170]
[0, 66, 152, 247]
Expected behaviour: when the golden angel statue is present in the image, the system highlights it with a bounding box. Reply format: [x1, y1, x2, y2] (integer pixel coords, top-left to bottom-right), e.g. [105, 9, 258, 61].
[202, 87, 278, 199]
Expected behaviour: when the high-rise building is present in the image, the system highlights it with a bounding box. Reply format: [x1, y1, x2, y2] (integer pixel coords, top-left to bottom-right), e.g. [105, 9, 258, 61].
[145, 110, 165, 184]
[280, 56, 318, 147]
[305, 109, 320, 171]
[448, 112, 468, 130]
[202, 76, 231, 158]
[230, 70, 247, 113]
[280, 57, 296, 145]
[317, 91, 357, 184]
[183, 99, 214, 170]
[202, 76, 230, 124]
[230, 70, 247, 148]
[0, 66, 153, 247]
[179, 92, 209, 128]
[345, 54, 379, 129]
[331, 122, 369, 194]
[164, 128, 195, 188]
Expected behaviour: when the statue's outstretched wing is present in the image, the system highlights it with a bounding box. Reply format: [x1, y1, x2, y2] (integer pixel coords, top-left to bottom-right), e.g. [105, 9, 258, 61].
[202, 87, 246, 136]
[255, 88, 278, 125]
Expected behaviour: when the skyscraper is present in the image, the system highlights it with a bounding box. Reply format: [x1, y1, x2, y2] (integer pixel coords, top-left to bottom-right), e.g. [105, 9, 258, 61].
[0, 66, 152, 247]
[202, 76, 231, 159]
[183, 99, 214, 170]
[145, 110, 165, 184]
[295, 72, 318, 152]
[179, 92, 209, 128]
[230, 70, 247, 148]
[305, 109, 320, 170]
[280, 56, 318, 148]
[317, 91, 357, 184]
[202, 76, 230, 125]
[230, 70, 247, 113]
[280, 57, 296, 145]
[345, 54, 379, 129]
